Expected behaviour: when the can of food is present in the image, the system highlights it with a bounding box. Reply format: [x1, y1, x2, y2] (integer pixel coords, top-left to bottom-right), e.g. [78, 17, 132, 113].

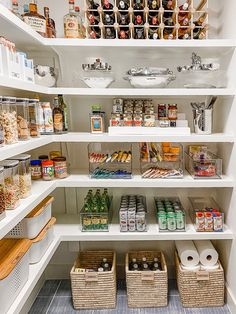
[167, 212, 176, 231]
[176, 211, 185, 230]
[158, 213, 167, 230]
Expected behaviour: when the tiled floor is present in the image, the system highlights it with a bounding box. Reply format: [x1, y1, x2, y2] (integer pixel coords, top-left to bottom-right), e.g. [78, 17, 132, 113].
[29, 280, 231, 314]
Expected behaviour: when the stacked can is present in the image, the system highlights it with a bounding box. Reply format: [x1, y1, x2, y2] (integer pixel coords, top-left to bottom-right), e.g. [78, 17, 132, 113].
[155, 197, 185, 232]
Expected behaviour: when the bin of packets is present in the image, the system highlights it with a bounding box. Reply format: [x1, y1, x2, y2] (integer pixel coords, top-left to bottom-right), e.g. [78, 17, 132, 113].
[189, 197, 224, 232]
[80, 189, 113, 232]
[119, 195, 147, 232]
[155, 197, 186, 232]
[88, 142, 132, 179]
[185, 145, 222, 179]
[140, 142, 184, 179]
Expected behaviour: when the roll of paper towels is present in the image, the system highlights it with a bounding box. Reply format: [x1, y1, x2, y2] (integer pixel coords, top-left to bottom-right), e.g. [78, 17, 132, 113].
[175, 241, 200, 267]
[201, 262, 220, 271]
[194, 240, 219, 266]
[181, 263, 201, 271]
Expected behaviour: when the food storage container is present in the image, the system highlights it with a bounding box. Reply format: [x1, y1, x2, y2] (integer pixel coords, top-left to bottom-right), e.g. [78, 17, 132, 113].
[88, 142, 132, 179]
[28, 99, 41, 137]
[7, 196, 53, 238]
[9, 154, 32, 198]
[189, 197, 224, 232]
[0, 96, 18, 144]
[29, 217, 56, 264]
[0, 166, 6, 220]
[16, 98, 30, 141]
[52, 157, 68, 179]
[71, 251, 116, 309]
[34, 65, 57, 87]
[0, 96, 4, 147]
[185, 151, 222, 179]
[0, 239, 31, 314]
[140, 142, 184, 179]
[0, 160, 20, 210]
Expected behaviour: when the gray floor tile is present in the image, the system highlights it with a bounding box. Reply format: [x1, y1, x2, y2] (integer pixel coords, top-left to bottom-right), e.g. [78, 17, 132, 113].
[168, 279, 179, 296]
[184, 305, 231, 314]
[138, 296, 185, 314]
[117, 279, 127, 296]
[56, 280, 72, 297]
[29, 296, 53, 314]
[38, 280, 61, 297]
[47, 296, 97, 313]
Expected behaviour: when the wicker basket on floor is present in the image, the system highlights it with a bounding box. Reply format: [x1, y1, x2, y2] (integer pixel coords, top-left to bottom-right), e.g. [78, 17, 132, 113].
[175, 250, 224, 308]
[70, 251, 116, 310]
[126, 251, 168, 308]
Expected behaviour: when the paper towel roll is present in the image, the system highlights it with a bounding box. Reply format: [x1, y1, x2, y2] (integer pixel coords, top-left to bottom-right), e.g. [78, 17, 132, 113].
[181, 263, 201, 271]
[194, 240, 219, 266]
[201, 262, 220, 271]
[175, 241, 200, 267]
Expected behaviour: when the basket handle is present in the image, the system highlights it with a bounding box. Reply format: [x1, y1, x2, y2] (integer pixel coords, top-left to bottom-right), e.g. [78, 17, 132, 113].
[141, 272, 154, 281]
[85, 272, 99, 282]
[196, 271, 210, 281]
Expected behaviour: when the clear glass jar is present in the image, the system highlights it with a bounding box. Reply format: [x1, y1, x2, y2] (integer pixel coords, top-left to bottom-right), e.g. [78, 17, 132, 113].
[28, 99, 41, 138]
[0, 166, 6, 214]
[0, 97, 18, 144]
[9, 154, 32, 198]
[16, 98, 30, 141]
[0, 96, 4, 147]
[0, 160, 20, 210]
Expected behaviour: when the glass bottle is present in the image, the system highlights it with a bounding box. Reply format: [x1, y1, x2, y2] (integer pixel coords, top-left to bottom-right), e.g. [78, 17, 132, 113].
[23, 0, 47, 37]
[141, 257, 150, 270]
[12, 0, 23, 20]
[64, 0, 82, 38]
[74, 6, 86, 38]
[53, 97, 63, 134]
[88, 0, 100, 10]
[102, 0, 113, 10]
[118, 0, 129, 10]
[44, 7, 56, 38]
[162, 0, 176, 10]
[133, 0, 144, 10]
[104, 27, 116, 39]
[148, 0, 159, 10]
[58, 95, 68, 132]
[103, 12, 115, 25]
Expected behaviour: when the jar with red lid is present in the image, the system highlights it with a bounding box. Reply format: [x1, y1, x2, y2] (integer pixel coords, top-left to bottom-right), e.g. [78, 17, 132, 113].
[53, 157, 68, 179]
[168, 104, 178, 120]
[42, 160, 54, 181]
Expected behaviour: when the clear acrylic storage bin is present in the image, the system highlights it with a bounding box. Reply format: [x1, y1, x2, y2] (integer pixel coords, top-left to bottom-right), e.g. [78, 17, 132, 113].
[185, 151, 222, 179]
[189, 197, 224, 232]
[140, 142, 183, 179]
[88, 142, 132, 179]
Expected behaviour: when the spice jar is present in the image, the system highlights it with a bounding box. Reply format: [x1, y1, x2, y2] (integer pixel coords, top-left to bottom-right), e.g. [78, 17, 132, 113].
[0, 160, 20, 210]
[0, 96, 18, 144]
[42, 160, 54, 181]
[10, 154, 32, 198]
[53, 157, 68, 179]
[28, 99, 41, 137]
[0, 167, 6, 215]
[16, 98, 30, 141]
[30, 160, 42, 180]
[168, 104, 178, 120]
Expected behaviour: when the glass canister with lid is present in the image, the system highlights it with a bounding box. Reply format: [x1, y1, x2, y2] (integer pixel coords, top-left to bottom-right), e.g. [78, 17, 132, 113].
[28, 99, 41, 138]
[0, 166, 6, 216]
[0, 96, 18, 144]
[0, 96, 4, 147]
[0, 160, 20, 210]
[9, 154, 32, 198]
[16, 98, 30, 141]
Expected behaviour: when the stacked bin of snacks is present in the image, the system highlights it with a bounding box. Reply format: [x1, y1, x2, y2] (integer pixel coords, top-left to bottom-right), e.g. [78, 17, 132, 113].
[126, 251, 168, 307]
[155, 197, 186, 232]
[80, 189, 112, 231]
[119, 195, 147, 232]
[9, 154, 32, 198]
[0, 166, 6, 221]
[88, 142, 132, 179]
[0, 97, 4, 147]
[0, 96, 18, 145]
[189, 197, 224, 232]
[71, 251, 116, 309]
[0, 239, 31, 314]
[185, 145, 222, 179]
[140, 142, 183, 179]
[16, 98, 30, 141]
[28, 99, 41, 138]
[0, 160, 20, 210]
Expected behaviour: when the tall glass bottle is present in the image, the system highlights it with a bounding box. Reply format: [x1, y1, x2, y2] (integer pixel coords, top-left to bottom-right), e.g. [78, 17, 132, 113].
[23, 0, 46, 37]
[44, 7, 56, 38]
[58, 94, 68, 132]
[52, 97, 63, 134]
[64, 0, 83, 38]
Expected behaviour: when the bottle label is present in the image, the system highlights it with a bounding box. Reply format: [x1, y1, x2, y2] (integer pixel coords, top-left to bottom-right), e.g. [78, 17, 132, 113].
[65, 17, 79, 37]
[23, 16, 46, 33]
[54, 113, 63, 131]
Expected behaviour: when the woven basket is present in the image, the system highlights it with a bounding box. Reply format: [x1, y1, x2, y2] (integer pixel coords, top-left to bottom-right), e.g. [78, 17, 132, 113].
[70, 251, 116, 310]
[126, 251, 168, 308]
[175, 251, 224, 308]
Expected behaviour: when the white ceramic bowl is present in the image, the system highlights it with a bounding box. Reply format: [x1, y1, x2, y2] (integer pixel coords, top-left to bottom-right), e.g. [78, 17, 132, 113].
[125, 74, 176, 88]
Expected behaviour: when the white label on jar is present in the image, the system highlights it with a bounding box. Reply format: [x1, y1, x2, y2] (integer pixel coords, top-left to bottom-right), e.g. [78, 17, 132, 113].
[65, 17, 79, 37]
[23, 16, 46, 33]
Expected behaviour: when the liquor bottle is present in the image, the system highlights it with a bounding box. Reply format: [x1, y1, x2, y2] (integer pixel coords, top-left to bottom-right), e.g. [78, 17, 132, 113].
[88, 13, 100, 25]
[152, 257, 161, 271]
[75, 6, 86, 38]
[163, 15, 175, 26]
[178, 0, 191, 26]
[89, 27, 101, 38]
[163, 27, 176, 39]
[88, 0, 100, 10]
[12, 0, 22, 19]
[103, 12, 115, 25]
[101, 258, 111, 271]
[64, 0, 82, 38]
[23, 1, 46, 37]
[141, 257, 150, 271]
[119, 13, 130, 25]
[193, 12, 207, 38]
[133, 0, 144, 10]
[104, 27, 116, 39]
[178, 27, 191, 39]
[134, 12, 144, 25]
[118, 0, 129, 10]
[148, 14, 159, 26]
[162, 0, 176, 10]
[134, 27, 145, 39]
[103, 0, 113, 10]
[130, 258, 139, 271]
[118, 28, 130, 39]
[148, 0, 159, 10]
[52, 97, 63, 134]
[58, 95, 68, 132]
[44, 7, 56, 38]
[148, 27, 160, 39]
